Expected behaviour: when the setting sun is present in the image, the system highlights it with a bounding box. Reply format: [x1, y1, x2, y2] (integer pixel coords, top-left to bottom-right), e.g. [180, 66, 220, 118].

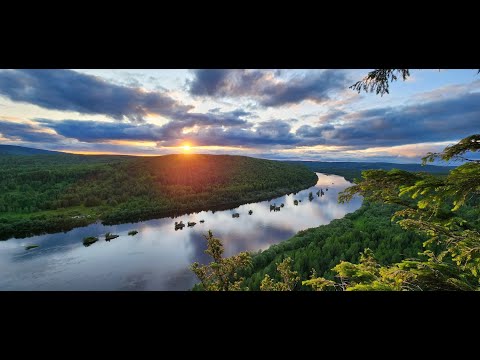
[183, 145, 191, 152]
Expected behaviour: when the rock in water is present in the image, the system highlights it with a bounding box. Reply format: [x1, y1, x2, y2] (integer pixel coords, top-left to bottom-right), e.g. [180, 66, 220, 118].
[105, 232, 120, 241]
[83, 236, 99, 247]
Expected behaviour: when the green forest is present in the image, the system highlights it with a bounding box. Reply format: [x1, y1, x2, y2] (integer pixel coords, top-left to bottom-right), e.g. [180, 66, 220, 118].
[286, 161, 454, 182]
[241, 201, 427, 290]
[187, 69, 480, 292]
[238, 198, 479, 290]
[0, 151, 317, 240]
[191, 134, 480, 291]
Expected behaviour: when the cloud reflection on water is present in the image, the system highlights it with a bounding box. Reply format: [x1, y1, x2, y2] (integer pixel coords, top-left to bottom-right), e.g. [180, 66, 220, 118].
[0, 173, 362, 290]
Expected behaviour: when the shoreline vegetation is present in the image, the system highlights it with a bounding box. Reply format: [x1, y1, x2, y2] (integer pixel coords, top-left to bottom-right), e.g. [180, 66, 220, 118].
[0, 153, 318, 240]
[196, 197, 478, 291]
[239, 201, 426, 290]
[194, 134, 480, 291]
[192, 201, 427, 290]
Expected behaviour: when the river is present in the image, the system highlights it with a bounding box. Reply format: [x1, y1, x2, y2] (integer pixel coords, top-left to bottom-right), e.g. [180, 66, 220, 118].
[0, 173, 362, 290]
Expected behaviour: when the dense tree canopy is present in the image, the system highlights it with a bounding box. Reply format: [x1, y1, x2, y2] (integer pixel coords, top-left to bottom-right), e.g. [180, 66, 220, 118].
[0, 153, 317, 240]
[240, 201, 427, 290]
[299, 70, 480, 290]
[305, 134, 480, 290]
[193, 135, 480, 291]
[188, 69, 480, 291]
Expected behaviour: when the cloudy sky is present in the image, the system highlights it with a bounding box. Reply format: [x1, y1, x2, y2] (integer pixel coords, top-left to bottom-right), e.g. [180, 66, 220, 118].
[0, 69, 478, 163]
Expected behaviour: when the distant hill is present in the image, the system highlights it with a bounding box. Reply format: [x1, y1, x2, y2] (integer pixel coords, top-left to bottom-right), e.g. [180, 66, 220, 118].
[0, 145, 63, 156]
[289, 161, 455, 173]
[286, 161, 456, 182]
[0, 154, 318, 240]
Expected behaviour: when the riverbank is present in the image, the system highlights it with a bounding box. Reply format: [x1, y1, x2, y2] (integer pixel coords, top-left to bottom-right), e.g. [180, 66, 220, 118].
[0, 173, 359, 290]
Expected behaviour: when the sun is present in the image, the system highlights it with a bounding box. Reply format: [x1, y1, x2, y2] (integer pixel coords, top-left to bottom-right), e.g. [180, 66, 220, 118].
[183, 144, 191, 152]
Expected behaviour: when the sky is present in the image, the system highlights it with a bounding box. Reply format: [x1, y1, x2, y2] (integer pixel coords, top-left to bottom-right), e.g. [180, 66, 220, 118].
[0, 69, 479, 163]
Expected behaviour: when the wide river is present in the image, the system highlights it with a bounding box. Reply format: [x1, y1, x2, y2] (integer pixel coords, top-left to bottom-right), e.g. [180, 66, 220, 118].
[0, 173, 362, 290]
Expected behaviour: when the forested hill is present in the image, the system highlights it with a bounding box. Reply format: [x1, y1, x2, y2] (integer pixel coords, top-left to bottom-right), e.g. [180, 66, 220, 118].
[241, 201, 427, 290]
[285, 161, 455, 182]
[0, 153, 318, 240]
[0, 145, 63, 156]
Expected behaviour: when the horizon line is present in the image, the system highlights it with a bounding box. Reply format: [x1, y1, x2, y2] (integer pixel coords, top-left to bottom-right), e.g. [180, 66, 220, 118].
[0, 144, 457, 166]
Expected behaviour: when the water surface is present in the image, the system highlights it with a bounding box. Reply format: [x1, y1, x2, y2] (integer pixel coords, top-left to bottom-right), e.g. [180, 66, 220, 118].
[0, 173, 362, 290]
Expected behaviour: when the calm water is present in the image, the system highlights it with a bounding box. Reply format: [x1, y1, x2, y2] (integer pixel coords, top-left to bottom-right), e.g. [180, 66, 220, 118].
[0, 173, 362, 290]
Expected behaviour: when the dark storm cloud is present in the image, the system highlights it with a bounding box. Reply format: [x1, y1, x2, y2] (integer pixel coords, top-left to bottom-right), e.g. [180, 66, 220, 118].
[188, 69, 230, 96]
[37, 107, 250, 143]
[321, 92, 480, 148]
[209, 108, 252, 118]
[317, 110, 347, 123]
[35, 120, 161, 142]
[171, 109, 249, 126]
[160, 120, 298, 147]
[18, 79, 480, 152]
[31, 89, 480, 149]
[0, 120, 63, 143]
[0, 69, 192, 122]
[187, 69, 349, 107]
[36, 118, 296, 147]
[296, 124, 334, 138]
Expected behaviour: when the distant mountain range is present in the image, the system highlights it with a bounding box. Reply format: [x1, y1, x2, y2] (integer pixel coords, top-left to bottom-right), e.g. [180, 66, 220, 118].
[286, 160, 455, 182]
[0, 145, 456, 179]
[0, 145, 63, 156]
[287, 160, 455, 173]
